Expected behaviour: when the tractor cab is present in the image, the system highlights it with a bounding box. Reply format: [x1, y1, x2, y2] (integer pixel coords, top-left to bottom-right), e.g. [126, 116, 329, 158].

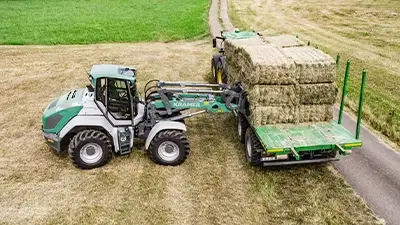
[89, 64, 139, 120]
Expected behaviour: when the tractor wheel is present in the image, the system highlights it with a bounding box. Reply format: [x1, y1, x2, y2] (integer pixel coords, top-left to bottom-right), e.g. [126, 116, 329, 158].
[237, 113, 249, 143]
[148, 130, 190, 166]
[244, 128, 262, 166]
[211, 55, 228, 84]
[68, 130, 113, 169]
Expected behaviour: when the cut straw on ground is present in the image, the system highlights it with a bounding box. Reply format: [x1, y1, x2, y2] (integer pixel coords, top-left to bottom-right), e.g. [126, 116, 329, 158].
[0, 41, 381, 224]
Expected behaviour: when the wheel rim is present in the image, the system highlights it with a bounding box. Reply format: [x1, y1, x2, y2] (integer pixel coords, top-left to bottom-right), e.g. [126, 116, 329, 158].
[212, 63, 216, 78]
[158, 141, 180, 162]
[238, 117, 242, 138]
[217, 71, 222, 84]
[246, 135, 252, 158]
[80, 143, 103, 164]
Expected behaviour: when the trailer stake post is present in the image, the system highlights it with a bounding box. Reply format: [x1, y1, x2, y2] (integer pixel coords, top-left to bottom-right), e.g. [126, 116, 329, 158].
[290, 147, 300, 161]
[336, 53, 340, 71]
[338, 60, 350, 124]
[336, 144, 351, 155]
[356, 70, 367, 139]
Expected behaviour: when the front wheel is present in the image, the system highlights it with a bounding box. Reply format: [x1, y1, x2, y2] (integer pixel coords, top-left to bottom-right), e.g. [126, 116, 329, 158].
[148, 130, 190, 166]
[68, 130, 113, 169]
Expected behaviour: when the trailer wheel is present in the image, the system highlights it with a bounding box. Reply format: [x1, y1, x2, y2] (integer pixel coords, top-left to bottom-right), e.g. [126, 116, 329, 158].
[237, 113, 249, 143]
[244, 128, 262, 166]
[68, 130, 113, 169]
[148, 130, 190, 166]
[211, 55, 228, 84]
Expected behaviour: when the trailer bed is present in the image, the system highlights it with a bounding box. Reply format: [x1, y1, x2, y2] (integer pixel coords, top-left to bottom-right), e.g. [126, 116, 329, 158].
[254, 121, 362, 152]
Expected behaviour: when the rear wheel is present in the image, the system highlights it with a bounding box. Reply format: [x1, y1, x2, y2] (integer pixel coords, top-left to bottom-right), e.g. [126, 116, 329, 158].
[245, 128, 262, 166]
[237, 113, 249, 143]
[68, 130, 113, 169]
[148, 130, 190, 166]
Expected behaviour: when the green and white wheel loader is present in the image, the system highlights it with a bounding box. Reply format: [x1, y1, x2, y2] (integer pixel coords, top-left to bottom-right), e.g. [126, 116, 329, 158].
[42, 64, 238, 169]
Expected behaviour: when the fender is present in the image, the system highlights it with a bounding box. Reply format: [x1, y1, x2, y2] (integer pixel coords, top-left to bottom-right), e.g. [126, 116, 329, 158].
[59, 115, 120, 151]
[218, 55, 227, 68]
[145, 121, 187, 150]
[212, 55, 227, 70]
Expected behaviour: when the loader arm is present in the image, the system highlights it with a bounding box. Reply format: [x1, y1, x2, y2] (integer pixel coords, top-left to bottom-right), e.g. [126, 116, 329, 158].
[144, 80, 239, 122]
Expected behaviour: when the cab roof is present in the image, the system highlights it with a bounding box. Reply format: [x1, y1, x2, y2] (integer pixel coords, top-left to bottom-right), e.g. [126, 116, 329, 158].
[222, 30, 257, 39]
[89, 64, 136, 83]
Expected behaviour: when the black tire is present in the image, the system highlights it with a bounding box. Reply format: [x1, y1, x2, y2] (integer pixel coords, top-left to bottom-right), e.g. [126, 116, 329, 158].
[244, 128, 262, 166]
[148, 130, 190, 166]
[211, 55, 228, 84]
[68, 130, 113, 169]
[237, 113, 249, 143]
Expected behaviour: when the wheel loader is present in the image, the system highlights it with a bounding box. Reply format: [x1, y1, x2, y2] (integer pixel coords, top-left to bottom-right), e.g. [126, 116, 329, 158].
[42, 64, 238, 169]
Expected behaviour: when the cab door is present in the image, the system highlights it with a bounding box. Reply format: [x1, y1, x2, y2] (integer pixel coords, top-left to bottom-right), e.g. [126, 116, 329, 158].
[95, 77, 134, 154]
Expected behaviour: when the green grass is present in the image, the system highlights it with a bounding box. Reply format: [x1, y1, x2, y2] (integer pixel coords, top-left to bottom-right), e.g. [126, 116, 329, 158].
[0, 0, 209, 44]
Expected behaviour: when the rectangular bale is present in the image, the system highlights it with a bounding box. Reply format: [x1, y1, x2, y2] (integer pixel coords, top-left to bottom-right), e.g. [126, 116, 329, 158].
[249, 104, 296, 126]
[262, 35, 305, 48]
[281, 47, 336, 84]
[248, 85, 298, 106]
[295, 105, 333, 123]
[224, 41, 296, 85]
[297, 83, 338, 105]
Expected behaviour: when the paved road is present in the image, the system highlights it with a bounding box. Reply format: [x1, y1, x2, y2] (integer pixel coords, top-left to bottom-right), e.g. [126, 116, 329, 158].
[333, 110, 400, 225]
[209, 1, 400, 224]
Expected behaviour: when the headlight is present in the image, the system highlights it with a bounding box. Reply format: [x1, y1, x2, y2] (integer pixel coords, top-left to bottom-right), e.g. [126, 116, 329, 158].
[44, 114, 63, 130]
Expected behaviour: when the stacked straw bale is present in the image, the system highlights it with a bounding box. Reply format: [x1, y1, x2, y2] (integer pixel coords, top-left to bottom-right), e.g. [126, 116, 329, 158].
[225, 36, 337, 126]
[262, 35, 305, 48]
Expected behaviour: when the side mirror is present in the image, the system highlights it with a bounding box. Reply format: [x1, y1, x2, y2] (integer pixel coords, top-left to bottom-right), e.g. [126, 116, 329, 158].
[212, 38, 217, 48]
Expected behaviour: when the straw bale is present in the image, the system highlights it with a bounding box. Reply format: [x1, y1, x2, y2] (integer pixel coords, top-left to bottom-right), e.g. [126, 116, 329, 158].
[295, 105, 333, 123]
[250, 104, 296, 126]
[297, 83, 338, 105]
[262, 35, 305, 48]
[248, 85, 298, 106]
[281, 47, 336, 84]
[225, 42, 296, 85]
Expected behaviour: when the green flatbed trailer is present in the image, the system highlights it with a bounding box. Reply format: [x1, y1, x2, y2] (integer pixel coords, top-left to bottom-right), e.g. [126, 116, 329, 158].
[250, 121, 361, 166]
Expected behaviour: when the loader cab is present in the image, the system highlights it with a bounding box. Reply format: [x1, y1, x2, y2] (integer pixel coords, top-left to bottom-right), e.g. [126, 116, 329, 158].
[89, 65, 138, 120]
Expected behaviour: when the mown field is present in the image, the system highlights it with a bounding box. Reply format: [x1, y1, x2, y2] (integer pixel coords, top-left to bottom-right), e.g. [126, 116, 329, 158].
[0, 0, 209, 44]
[229, 0, 400, 147]
[0, 0, 385, 224]
[0, 42, 381, 224]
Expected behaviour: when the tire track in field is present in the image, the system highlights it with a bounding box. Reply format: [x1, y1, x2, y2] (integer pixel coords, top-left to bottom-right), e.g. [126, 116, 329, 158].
[165, 168, 193, 225]
[184, 115, 265, 225]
